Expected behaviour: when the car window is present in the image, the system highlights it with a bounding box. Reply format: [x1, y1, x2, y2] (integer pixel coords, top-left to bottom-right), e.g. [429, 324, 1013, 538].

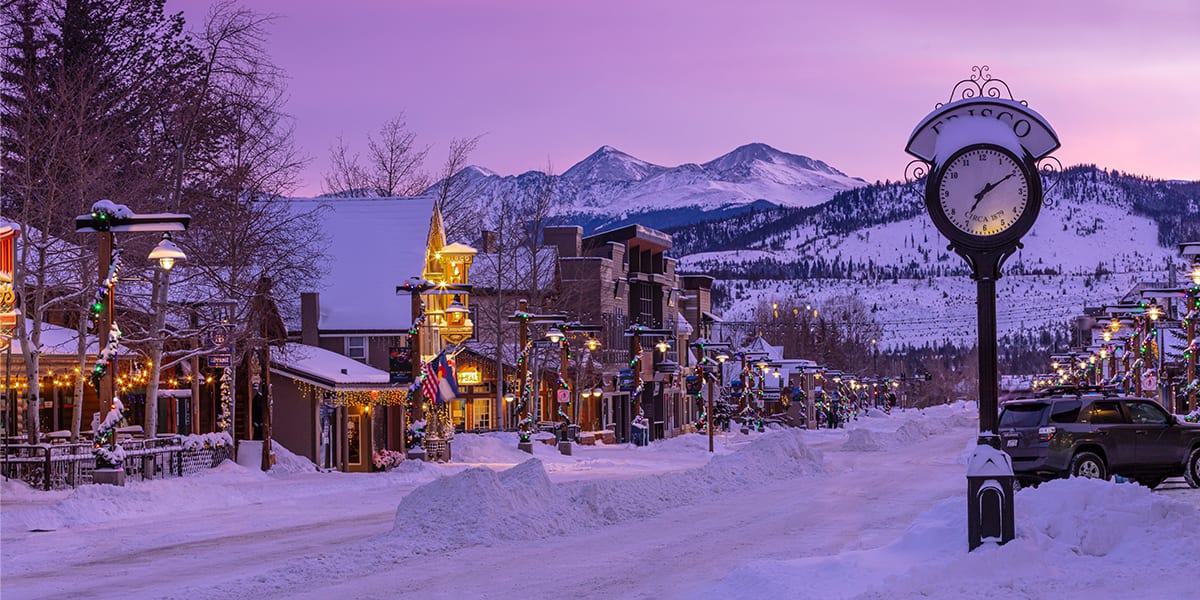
[1086, 401, 1126, 424]
[1126, 401, 1169, 425]
[1000, 403, 1048, 428]
[1050, 400, 1082, 424]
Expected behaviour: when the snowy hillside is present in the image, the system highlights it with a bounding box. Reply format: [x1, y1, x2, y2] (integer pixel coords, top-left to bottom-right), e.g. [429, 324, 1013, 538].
[424, 143, 866, 232]
[678, 167, 1200, 350]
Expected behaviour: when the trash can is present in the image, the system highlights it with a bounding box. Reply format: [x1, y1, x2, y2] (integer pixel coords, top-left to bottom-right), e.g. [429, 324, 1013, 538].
[631, 425, 647, 446]
[966, 442, 1015, 551]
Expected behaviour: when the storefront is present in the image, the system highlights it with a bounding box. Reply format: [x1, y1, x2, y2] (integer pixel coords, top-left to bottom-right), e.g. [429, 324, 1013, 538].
[270, 342, 402, 472]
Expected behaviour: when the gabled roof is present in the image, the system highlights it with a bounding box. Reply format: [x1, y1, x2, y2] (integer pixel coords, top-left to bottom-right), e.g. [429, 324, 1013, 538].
[745, 335, 784, 361]
[286, 197, 435, 332]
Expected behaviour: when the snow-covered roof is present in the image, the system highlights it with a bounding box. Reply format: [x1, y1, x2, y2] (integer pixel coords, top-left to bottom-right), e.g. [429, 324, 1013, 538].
[286, 197, 435, 332]
[675, 312, 693, 336]
[744, 336, 784, 361]
[270, 342, 392, 389]
[468, 247, 558, 292]
[7, 320, 98, 356]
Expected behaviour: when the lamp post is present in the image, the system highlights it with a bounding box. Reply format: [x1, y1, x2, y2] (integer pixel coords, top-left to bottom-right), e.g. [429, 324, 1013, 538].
[75, 201, 189, 486]
[397, 277, 473, 460]
[624, 324, 672, 446]
[508, 299, 566, 453]
[1186, 258, 1200, 413]
[548, 321, 601, 454]
[690, 340, 730, 452]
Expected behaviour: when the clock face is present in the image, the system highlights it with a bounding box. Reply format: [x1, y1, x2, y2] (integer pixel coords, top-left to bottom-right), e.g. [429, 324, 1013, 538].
[937, 146, 1030, 237]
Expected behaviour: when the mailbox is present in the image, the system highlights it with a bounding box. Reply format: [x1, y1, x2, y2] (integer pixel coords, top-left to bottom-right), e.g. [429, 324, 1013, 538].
[966, 443, 1015, 551]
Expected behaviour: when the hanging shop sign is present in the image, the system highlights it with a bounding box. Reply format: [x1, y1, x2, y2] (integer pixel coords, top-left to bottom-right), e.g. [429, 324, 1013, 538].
[207, 324, 234, 368]
[389, 347, 412, 384]
[457, 367, 482, 386]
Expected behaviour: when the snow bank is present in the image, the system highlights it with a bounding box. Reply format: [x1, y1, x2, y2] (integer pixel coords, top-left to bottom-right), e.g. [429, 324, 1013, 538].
[3, 461, 266, 533]
[388, 429, 824, 554]
[268, 439, 319, 474]
[450, 431, 541, 464]
[701, 477, 1200, 599]
[841, 405, 976, 452]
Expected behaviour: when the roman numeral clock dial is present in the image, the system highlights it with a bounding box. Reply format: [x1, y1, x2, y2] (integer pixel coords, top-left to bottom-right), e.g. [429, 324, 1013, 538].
[935, 145, 1031, 238]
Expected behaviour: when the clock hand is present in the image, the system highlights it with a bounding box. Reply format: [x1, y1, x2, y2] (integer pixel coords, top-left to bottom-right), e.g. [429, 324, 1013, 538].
[969, 173, 1016, 214]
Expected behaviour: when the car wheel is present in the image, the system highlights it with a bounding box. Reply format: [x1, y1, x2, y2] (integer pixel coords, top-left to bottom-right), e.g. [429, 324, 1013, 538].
[1186, 447, 1200, 489]
[1070, 452, 1108, 480]
[1134, 475, 1166, 489]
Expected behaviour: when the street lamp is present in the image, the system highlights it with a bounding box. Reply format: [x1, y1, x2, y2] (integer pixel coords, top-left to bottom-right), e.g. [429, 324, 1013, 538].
[625, 325, 673, 445]
[508, 300, 567, 452]
[147, 233, 186, 271]
[548, 321, 602, 452]
[689, 339, 730, 453]
[75, 200, 189, 485]
[397, 277, 472, 456]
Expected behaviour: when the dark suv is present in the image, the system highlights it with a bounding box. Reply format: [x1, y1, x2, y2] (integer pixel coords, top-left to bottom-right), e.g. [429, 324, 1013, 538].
[999, 393, 1200, 489]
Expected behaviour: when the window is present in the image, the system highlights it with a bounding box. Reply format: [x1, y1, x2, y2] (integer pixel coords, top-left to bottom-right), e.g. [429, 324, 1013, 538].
[1086, 401, 1125, 424]
[473, 398, 491, 429]
[999, 403, 1048, 428]
[1050, 400, 1083, 424]
[346, 336, 366, 362]
[1126, 401, 1169, 425]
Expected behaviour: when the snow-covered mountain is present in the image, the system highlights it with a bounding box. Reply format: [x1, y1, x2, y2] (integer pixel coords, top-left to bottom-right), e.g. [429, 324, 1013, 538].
[676, 167, 1200, 350]
[428, 144, 1197, 356]
[429, 143, 866, 232]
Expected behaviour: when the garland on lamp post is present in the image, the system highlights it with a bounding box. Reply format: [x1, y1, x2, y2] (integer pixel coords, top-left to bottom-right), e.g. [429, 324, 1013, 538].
[88, 240, 125, 469]
[91, 321, 126, 469]
[217, 366, 233, 434]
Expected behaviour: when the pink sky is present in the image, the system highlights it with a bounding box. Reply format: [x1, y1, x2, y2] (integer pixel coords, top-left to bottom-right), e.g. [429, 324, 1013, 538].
[171, 0, 1200, 196]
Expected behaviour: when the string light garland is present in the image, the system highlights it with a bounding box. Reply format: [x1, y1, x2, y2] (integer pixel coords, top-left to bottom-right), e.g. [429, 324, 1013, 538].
[217, 367, 233, 434]
[89, 248, 122, 326]
[293, 380, 406, 406]
[84, 237, 126, 468]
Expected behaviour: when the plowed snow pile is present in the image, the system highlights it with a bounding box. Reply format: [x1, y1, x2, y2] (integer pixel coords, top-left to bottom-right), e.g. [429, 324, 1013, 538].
[702, 477, 1200, 600]
[389, 428, 824, 553]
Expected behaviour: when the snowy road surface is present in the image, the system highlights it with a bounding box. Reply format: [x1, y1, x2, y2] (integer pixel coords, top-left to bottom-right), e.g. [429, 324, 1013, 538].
[3, 403, 1197, 600]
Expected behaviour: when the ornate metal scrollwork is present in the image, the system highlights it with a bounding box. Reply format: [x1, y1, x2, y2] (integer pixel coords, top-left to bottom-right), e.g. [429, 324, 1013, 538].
[1037, 155, 1063, 207]
[935, 65, 1027, 108]
[904, 159, 930, 184]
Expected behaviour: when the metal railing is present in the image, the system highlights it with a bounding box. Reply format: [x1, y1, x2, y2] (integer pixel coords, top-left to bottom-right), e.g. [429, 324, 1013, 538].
[1, 435, 233, 491]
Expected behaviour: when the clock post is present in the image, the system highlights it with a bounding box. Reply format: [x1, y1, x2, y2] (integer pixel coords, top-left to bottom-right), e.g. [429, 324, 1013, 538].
[904, 66, 1060, 551]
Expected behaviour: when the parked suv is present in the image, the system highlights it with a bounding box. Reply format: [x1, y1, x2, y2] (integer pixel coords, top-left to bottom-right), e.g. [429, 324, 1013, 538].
[998, 392, 1200, 489]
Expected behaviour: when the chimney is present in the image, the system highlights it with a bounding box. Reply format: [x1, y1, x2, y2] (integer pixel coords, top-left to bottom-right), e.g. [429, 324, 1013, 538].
[543, 225, 582, 258]
[301, 292, 320, 346]
[480, 230, 498, 253]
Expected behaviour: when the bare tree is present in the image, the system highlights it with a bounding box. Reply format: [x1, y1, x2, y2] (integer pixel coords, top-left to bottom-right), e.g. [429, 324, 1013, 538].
[432, 135, 484, 244]
[131, 0, 322, 437]
[365, 114, 430, 196]
[518, 163, 559, 310]
[321, 134, 368, 197]
[322, 115, 430, 198]
[2, 0, 192, 441]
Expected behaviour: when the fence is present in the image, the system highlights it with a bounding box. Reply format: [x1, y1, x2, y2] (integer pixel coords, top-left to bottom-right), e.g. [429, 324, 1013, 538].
[1, 435, 233, 491]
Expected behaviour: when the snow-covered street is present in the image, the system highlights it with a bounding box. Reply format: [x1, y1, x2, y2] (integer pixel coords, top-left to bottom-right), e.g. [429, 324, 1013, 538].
[3, 404, 1197, 600]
